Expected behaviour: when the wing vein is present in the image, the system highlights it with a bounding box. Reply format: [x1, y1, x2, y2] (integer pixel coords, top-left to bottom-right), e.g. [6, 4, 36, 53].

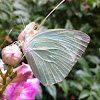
[33, 53, 48, 84]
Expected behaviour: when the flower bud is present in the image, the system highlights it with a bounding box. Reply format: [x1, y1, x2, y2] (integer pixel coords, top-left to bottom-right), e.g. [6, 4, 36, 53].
[2, 44, 22, 66]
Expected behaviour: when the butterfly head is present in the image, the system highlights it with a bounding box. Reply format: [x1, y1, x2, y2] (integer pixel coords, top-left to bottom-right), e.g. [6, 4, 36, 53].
[18, 22, 38, 42]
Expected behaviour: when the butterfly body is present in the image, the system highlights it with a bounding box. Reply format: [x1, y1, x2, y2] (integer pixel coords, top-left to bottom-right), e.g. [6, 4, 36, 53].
[20, 23, 90, 85]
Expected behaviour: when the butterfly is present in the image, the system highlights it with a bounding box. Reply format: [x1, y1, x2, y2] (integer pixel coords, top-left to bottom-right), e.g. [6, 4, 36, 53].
[18, 0, 90, 86]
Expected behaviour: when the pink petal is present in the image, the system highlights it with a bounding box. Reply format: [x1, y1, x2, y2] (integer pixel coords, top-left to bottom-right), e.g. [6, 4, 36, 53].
[5, 78, 40, 100]
[12, 63, 33, 83]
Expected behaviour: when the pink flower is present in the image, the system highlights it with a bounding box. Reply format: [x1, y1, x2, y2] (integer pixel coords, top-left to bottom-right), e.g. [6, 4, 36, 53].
[11, 63, 33, 83]
[2, 44, 22, 66]
[4, 78, 40, 100]
[82, 2, 89, 11]
[0, 62, 39, 100]
[0, 63, 33, 84]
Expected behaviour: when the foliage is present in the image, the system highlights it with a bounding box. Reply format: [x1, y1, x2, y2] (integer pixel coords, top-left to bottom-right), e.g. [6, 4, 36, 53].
[0, 0, 100, 100]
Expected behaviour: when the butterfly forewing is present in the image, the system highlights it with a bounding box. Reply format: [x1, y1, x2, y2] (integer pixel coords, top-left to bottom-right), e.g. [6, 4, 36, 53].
[22, 29, 90, 85]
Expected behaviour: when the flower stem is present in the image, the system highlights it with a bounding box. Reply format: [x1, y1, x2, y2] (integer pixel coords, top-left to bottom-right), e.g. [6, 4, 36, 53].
[0, 65, 17, 98]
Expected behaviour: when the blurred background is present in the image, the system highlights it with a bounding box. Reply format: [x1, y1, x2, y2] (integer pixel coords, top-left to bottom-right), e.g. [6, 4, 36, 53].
[0, 0, 100, 100]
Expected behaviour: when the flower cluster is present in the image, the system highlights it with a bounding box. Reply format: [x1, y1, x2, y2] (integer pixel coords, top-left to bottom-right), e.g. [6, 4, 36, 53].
[0, 44, 40, 99]
[0, 22, 40, 99]
[0, 60, 40, 100]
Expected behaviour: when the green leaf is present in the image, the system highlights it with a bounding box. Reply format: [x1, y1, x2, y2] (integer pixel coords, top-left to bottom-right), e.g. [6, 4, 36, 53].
[13, 10, 29, 17]
[76, 70, 92, 78]
[66, 9, 73, 17]
[79, 90, 90, 99]
[70, 81, 83, 91]
[79, 23, 91, 33]
[36, 0, 48, 6]
[75, 12, 82, 18]
[78, 57, 89, 72]
[13, 2, 27, 10]
[65, 19, 74, 29]
[80, 4, 87, 14]
[91, 91, 98, 99]
[87, 55, 100, 64]
[96, 65, 100, 81]
[76, 70, 93, 85]
[45, 85, 57, 100]
[58, 79, 69, 97]
[87, 96, 94, 100]
[0, 12, 9, 20]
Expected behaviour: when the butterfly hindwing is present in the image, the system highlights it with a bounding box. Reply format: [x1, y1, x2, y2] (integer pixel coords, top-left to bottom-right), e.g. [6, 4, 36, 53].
[22, 29, 90, 85]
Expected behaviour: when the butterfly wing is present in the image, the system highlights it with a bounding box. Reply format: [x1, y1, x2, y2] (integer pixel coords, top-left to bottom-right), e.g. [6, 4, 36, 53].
[22, 29, 90, 85]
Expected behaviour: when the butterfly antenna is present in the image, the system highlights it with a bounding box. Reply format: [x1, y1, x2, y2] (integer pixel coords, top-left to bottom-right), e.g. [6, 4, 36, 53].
[10, 19, 26, 38]
[10, 20, 22, 29]
[20, 16, 26, 28]
[20, 16, 28, 36]
[0, 29, 12, 49]
[36, 0, 65, 31]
